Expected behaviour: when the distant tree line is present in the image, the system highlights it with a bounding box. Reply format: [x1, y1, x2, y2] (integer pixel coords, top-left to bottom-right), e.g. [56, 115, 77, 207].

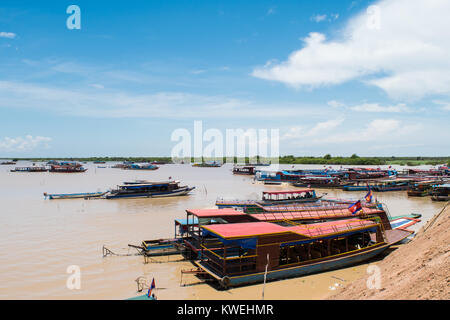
[4, 155, 449, 166]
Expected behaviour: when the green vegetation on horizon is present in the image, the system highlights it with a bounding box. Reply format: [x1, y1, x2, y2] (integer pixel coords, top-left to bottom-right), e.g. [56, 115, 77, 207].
[3, 154, 449, 166]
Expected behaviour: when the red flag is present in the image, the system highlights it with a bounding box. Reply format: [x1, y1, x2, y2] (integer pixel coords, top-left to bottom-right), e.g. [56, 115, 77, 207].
[348, 200, 362, 215]
[147, 278, 156, 297]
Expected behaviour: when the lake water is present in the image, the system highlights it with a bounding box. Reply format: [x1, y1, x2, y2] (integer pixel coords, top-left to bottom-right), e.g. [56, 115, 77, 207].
[0, 162, 445, 299]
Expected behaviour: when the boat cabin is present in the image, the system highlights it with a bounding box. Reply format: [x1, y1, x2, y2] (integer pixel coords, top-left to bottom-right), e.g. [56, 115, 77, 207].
[262, 189, 317, 201]
[232, 166, 256, 175]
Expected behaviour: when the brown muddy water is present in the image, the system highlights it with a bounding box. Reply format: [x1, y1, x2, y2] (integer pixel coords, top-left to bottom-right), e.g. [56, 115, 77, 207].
[0, 162, 445, 299]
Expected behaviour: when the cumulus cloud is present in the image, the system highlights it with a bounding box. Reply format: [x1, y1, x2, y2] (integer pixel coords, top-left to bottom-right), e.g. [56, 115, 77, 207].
[0, 135, 52, 152]
[282, 118, 345, 141]
[281, 118, 422, 148]
[0, 32, 16, 39]
[349, 103, 412, 113]
[0, 81, 325, 119]
[311, 14, 327, 23]
[252, 0, 450, 100]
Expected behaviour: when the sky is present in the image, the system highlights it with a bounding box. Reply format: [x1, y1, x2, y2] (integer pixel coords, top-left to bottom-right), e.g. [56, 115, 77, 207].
[0, 0, 449, 158]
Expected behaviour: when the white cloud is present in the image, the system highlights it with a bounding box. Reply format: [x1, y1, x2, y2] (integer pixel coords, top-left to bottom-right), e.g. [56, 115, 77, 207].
[0, 81, 325, 119]
[432, 100, 450, 111]
[0, 135, 51, 152]
[321, 119, 421, 144]
[252, 0, 450, 100]
[0, 32, 16, 39]
[349, 103, 412, 113]
[327, 100, 345, 108]
[311, 14, 327, 23]
[90, 83, 104, 89]
[282, 118, 345, 141]
[267, 7, 276, 16]
[282, 118, 422, 149]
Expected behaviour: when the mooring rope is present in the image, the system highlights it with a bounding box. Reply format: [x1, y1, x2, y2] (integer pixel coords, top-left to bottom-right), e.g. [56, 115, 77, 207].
[102, 245, 143, 257]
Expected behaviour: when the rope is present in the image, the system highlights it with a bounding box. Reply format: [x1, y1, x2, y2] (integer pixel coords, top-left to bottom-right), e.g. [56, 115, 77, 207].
[102, 245, 143, 257]
[422, 202, 449, 233]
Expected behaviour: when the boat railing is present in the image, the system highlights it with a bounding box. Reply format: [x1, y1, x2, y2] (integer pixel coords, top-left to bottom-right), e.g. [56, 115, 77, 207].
[200, 244, 258, 276]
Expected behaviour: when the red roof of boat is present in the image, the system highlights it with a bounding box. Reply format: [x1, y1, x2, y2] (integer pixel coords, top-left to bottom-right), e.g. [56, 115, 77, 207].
[251, 207, 384, 220]
[202, 219, 377, 239]
[262, 189, 314, 195]
[186, 208, 247, 217]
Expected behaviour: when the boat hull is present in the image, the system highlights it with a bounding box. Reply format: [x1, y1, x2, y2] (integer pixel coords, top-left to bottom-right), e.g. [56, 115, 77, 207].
[199, 243, 390, 288]
[105, 187, 195, 199]
[46, 192, 105, 200]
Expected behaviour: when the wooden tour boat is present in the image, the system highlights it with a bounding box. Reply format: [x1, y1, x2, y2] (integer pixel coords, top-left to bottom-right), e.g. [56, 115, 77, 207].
[216, 189, 321, 210]
[430, 184, 450, 201]
[105, 181, 195, 199]
[194, 218, 412, 288]
[232, 166, 256, 175]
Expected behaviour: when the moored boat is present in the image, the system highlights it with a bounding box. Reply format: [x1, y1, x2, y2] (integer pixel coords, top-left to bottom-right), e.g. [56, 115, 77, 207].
[1, 161, 16, 165]
[194, 219, 412, 288]
[192, 161, 222, 167]
[124, 163, 159, 170]
[430, 184, 450, 201]
[44, 191, 106, 200]
[216, 189, 321, 210]
[292, 176, 350, 188]
[105, 180, 195, 199]
[49, 162, 87, 173]
[11, 166, 48, 172]
[232, 166, 256, 175]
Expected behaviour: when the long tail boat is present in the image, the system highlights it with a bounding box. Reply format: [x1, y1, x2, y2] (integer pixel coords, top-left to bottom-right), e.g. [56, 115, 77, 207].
[43, 191, 106, 200]
[194, 218, 412, 288]
[11, 166, 48, 172]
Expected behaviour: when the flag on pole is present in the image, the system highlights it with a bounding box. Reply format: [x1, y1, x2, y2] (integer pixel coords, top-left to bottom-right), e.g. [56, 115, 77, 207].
[147, 278, 155, 297]
[348, 200, 362, 215]
[365, 186, 373, 203]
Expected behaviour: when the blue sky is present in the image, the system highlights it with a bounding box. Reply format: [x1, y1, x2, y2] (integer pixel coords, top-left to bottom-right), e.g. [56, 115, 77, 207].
[0, 0, 449, 157]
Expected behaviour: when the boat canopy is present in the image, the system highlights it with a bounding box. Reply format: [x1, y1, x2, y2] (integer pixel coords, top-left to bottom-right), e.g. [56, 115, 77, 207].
[186, 208, 247, 218]
[249, 207, 385, 222]
[201, 219, 379, 250]
[262, 189, 314, 195]
[118, 181, 178, 188]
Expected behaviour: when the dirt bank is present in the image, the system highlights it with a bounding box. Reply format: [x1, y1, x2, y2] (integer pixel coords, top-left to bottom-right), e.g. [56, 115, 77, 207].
[328, 203, 450, 300]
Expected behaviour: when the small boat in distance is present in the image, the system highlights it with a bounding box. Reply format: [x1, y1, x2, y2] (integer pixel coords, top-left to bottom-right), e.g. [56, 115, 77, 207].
[192, 161, 222, 167]
[11, 166, 48, 172]
[105, 181, 195, 199]
[124, 163, 159, 170]
[1, 161, 16, 165]
[49, 162, 87, 173]
[232, 166, 256, 175]
[44, 192, 106, 200]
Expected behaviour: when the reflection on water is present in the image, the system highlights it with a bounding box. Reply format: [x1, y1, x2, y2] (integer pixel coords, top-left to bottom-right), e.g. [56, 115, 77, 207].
[0, 162, 445, 299]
